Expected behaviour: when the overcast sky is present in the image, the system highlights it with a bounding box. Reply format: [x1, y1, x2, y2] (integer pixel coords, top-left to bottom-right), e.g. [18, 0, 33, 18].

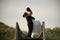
[0, 0, 60, 31]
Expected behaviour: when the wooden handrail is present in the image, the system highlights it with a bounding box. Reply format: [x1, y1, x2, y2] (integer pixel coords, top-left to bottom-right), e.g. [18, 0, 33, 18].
[16, 22, 45, 40]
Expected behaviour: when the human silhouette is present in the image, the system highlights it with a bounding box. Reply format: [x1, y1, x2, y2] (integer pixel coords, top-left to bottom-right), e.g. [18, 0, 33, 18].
[23, 7, 35, 37]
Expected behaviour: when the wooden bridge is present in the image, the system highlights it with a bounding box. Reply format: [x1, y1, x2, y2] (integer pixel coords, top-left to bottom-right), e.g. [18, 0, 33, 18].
[16, 21, 45, 40]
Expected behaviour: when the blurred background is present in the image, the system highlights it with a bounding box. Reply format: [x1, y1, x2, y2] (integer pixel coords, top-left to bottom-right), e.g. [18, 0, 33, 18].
[0, 0, 60, 40]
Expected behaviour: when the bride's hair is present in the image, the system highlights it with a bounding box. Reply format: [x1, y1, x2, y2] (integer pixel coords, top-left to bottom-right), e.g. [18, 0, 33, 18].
[26, 7, 31, 12]
[26, 7, 32, 15]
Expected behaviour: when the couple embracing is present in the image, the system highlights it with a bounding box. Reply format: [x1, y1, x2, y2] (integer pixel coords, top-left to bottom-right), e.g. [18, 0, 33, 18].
[23, 7, 35, 37]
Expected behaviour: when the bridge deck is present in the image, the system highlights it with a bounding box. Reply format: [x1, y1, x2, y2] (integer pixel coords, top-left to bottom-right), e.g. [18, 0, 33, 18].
[18, 38, 43, 40]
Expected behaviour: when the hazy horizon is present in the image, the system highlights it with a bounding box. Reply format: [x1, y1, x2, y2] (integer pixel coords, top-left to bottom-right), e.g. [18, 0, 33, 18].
[0, 0, 60, 31]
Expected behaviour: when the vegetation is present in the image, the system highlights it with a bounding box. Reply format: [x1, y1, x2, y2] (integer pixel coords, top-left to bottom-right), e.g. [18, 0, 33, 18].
[0, 22, 60, 40]
[45, 27, 60, 40]
[0, 22, 15, 40]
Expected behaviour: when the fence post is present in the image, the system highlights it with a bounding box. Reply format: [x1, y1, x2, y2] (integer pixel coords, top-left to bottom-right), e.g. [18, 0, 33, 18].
[16, 22, 23, 40]
[42, 21, 45, 40]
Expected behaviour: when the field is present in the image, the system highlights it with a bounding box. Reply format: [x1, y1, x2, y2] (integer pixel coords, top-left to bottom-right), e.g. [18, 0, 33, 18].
[0, 22, 60, 40]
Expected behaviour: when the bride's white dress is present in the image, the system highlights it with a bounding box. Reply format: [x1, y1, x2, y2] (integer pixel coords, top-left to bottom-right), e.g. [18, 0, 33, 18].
[32, 20, 42, 34]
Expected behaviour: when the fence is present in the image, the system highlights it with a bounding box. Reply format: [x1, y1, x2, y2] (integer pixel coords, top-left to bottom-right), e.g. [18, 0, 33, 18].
[16, 21, 45, 40]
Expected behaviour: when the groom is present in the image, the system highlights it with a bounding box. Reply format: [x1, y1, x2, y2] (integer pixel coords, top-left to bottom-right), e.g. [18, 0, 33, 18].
[23, 7, 35, 37]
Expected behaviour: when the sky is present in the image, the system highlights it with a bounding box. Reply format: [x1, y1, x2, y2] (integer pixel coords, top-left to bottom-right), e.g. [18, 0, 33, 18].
[0, 0, 60, 31]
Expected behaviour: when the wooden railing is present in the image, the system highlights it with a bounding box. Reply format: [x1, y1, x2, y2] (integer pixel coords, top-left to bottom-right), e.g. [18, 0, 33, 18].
[16, 21, 45, 40]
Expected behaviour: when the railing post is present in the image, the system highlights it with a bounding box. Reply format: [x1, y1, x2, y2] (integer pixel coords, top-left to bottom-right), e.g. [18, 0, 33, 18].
[16, 22, 23, 40]
[42, 21, 45, 40]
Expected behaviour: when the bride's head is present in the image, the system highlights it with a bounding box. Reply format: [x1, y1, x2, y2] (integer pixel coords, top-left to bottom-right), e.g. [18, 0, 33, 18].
[26, 7, 31, 12]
